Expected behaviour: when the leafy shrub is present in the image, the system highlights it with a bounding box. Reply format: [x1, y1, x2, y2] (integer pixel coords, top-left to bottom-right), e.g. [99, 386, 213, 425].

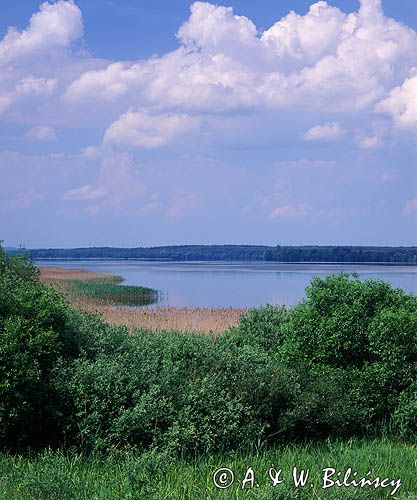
[273, 365, 367, 440]
[0, 247, 82, 450]
[52, 327, 296, 454]
[1, 242, 416, 453]
[279, 274, 415, 368]
[392, 382, 417, 440]
[226, 304, 287, 352]
[229, 274, 417, 439]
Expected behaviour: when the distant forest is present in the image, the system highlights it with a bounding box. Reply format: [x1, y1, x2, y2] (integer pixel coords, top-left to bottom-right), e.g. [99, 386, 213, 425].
[13, 245, 417, 264]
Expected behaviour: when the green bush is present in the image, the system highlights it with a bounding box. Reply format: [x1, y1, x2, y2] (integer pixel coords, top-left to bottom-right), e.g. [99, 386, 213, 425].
[278, 274, 416, 368]
[0, 247, 81, 450]
[0, 242, 416, 453]
[226, 304, 287, 352]
[222, 274, 417, 439]
[52, 328, 296, 454]
[392, 382, 417, 440]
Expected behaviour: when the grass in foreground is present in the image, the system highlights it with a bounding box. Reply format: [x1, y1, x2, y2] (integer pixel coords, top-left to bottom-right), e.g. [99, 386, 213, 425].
[1, 439, 416, 499]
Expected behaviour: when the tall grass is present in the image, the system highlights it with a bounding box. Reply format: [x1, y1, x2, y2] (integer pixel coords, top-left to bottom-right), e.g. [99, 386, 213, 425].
[83, 304, 246, 334]
[40, 267, 245, 333]
[1, 439, 415, 499]
[66, 279, 157, 306]
[39, 267, 124, 284]
[39, 266, 158, 306]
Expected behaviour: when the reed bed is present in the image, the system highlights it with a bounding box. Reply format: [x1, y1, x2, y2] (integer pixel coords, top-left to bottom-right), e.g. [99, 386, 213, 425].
[39, 267, 245, 333]
[40, 266, 156, 306]
[67, 280, 157, 306]
[39, 267, 122, 283]
[82, 303, 246, 334]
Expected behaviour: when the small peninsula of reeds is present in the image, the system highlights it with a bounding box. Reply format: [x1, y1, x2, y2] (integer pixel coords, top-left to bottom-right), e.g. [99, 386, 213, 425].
[40, 266, 157, 306]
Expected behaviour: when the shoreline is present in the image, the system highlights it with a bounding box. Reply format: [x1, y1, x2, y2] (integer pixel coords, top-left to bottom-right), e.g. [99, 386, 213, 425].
[39, 266, 245, 334]
[36, 258, 417, 267]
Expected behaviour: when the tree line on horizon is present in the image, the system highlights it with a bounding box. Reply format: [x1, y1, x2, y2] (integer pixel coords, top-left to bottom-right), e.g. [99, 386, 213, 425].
[11, 244, 417, 264]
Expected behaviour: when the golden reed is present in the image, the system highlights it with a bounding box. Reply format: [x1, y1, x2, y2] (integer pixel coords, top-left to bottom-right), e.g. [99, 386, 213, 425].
[39, 267, 245, 334]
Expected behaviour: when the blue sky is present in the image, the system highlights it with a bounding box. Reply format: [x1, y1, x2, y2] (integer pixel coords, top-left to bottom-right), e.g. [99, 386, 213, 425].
[0, 0, 416, 248]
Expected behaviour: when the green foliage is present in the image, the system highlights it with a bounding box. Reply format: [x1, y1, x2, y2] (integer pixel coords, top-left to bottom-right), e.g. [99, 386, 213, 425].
[52, 329, 295, 454]
[226, 304, 287, 352]
[278, 274, 414, 367]
[0, 240, 416, 455]
[393, 382, 417, 440]
[0, 249, 82, 450]
[223, 274, 417, 439]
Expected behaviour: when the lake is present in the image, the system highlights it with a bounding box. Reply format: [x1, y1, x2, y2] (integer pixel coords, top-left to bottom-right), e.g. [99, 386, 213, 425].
[35, 260, 417, 308]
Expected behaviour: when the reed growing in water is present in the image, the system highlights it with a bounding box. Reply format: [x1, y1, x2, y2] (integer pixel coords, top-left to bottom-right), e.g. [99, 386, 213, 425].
[39, 267, 157, 306]
[39, 267, 245, 333]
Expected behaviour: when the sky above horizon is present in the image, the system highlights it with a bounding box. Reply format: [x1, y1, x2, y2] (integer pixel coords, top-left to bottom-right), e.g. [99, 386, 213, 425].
[1, 0, 416, 248]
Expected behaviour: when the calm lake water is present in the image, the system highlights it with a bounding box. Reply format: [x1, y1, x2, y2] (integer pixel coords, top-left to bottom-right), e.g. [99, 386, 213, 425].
[35, 260, 417, 308]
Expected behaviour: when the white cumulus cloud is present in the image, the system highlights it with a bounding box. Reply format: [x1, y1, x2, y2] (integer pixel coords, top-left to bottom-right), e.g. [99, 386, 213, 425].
[377, 73, 417, 129]
[0, 0, 89, 121]
[104, 109, 200, 148]
[1, 0, 417, 146]
[261, 1, 346, 68]
[0, 0, 83, 64]
[65, 0, 417, 118]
